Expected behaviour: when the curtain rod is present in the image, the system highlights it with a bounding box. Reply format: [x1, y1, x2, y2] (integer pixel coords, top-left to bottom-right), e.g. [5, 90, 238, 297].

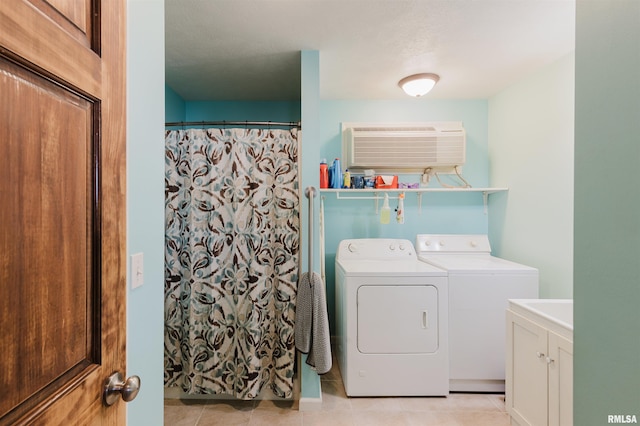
[165, 120, 301, 129]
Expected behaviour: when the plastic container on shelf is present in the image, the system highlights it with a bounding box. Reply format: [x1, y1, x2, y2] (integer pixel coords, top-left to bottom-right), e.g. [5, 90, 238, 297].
[320, 159, 329, 189]
[343, 169, 351, 189]
[364, 169, 376, 188]
[330, 158, 342, 189]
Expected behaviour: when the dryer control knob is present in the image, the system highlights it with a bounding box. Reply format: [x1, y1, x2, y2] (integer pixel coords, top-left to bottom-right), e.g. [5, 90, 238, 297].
[389, 244, 396, 250]
[439, 240, 445, 247]
[399, 243, 406, 251]
[348, 243, 358, 253]
[470, 241, 477, 248]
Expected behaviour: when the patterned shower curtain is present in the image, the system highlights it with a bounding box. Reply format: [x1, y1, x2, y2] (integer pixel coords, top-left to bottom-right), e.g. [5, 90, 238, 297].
[164, 127, 300, 399]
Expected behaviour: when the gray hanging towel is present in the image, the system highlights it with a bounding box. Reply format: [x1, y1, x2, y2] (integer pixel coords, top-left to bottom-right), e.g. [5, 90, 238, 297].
[294, 271, 332, 374]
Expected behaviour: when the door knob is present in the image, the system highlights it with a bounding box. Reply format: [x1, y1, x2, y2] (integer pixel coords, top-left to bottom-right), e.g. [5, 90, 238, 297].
[103, 371, 141, 406]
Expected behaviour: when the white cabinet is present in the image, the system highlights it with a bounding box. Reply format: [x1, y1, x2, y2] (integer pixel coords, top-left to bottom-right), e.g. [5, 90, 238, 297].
[506, 310, 573, 426]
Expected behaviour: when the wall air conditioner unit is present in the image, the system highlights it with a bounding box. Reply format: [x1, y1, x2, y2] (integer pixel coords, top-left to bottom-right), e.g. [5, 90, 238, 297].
[342, 122, 466, 173]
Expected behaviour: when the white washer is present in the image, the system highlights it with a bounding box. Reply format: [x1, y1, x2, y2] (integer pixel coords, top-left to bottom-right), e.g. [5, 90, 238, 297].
[415, 234, 539, 393]
[335, 238, 449, 397]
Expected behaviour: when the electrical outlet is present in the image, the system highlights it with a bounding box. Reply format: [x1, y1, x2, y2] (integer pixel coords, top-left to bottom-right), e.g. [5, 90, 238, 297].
[131, 253, 144, 289]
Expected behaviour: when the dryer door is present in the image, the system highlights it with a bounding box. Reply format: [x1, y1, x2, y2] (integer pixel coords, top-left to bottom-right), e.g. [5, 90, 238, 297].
[357, 285, 439, 354]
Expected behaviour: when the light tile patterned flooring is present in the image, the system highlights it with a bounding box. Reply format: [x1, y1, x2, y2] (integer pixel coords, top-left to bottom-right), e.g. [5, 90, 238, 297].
[164, 357, 511, 426]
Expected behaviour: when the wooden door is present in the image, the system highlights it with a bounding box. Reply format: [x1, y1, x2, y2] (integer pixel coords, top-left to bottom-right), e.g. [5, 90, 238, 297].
[0, 1, 127, 424]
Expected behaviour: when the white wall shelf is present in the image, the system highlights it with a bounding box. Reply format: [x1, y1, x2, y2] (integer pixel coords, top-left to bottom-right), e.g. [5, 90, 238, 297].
[319, 187, 508, 214]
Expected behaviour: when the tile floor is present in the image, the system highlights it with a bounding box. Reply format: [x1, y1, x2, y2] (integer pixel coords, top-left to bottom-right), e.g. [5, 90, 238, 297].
[164, 358, 511, 426]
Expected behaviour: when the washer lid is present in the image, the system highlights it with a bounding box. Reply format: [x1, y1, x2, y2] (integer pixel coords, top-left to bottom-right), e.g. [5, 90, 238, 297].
[417, 253, 537, 274]
[336, 259, 447, 277]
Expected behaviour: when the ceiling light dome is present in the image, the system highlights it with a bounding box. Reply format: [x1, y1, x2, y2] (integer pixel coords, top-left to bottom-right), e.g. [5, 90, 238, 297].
[398, 73, 440, 97]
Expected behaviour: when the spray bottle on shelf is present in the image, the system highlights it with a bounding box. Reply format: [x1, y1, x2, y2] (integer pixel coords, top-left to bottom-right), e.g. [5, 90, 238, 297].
[380, 193, 391, 224]
[396, 192, 405, 224]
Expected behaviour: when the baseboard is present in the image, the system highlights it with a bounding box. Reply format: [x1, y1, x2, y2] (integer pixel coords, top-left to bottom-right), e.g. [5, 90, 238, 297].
[298, 395, 323, 411]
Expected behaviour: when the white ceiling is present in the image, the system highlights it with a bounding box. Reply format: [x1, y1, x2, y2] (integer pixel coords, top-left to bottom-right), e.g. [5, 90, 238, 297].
[165, 0, 575, 101]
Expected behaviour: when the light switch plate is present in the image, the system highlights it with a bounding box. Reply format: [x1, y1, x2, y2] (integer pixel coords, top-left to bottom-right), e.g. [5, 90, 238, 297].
[131, 252, 144, 289]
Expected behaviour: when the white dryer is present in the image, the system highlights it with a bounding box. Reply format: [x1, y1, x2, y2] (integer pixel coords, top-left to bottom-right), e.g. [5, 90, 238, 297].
[335, 239, 449, 397]
[415, 234, 539, 393]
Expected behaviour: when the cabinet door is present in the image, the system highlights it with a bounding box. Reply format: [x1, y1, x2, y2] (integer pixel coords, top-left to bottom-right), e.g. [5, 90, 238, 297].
[548, 332, 573, 426]
[506, 311, 548, 426]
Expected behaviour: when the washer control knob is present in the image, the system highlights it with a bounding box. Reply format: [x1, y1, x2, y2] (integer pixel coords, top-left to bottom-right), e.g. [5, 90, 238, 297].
[399, 243, 406, 251]
[347, 243, 358, 253]
[389, 244, 396, 251]
[470, 240, 477, 248]
[439, 240, 445, 247]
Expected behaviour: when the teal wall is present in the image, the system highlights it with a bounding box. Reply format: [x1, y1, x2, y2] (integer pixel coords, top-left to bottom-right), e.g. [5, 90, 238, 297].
[299, 50, 323, 401]
[185, 100, 300, 123]
[318, 100, 489, 190]
[164, 96, 300, 126]
[127, 0, 165, 424]
[165, 85, 185, 122]
[574, 0, 640, 422]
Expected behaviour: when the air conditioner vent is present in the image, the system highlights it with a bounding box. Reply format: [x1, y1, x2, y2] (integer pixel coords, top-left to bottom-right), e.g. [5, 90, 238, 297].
[342, 122, 465, 172]
[351, 126, 437, 132]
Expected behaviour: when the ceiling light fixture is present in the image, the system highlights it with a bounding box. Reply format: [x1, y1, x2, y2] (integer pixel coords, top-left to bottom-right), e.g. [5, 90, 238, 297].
[398, 73, 440, 97]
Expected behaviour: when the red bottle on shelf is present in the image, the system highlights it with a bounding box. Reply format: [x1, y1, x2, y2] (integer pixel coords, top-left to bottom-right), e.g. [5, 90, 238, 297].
[319, 159, 329, 189]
